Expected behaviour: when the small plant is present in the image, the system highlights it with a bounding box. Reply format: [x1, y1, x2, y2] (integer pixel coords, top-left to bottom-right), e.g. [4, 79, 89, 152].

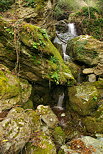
[4, 27, 14, 35]
[33, 42, 38, 49]
[93, 96, 98, 101]
[51, 71, 59, 84]
[39, 29, 48, 39]
[32, 39, 46, 49]
[24, 0, 36, 8]
[50, 56, 59, 64]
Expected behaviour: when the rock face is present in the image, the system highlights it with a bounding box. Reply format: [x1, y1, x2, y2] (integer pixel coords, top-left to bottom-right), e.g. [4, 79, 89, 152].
[0, 107, 41, 154]
[0, 64, 32, 113]
[68, 82, 99, 115]
[0, 17, 75, 85]
[67, 35, 103, 66]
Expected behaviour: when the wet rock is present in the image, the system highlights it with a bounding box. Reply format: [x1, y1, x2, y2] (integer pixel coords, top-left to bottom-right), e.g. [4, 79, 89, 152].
[0, 107, 41, 154]
[37, 105, 59, 128]
[67, 82, 99, 115]
[88, 74, 96, 82]
[67, 35, 103, 66]
[0, 64, 32, 113]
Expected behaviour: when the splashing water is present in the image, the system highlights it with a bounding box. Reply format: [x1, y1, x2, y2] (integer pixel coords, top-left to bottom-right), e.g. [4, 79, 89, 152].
[54, 23, 77, 61]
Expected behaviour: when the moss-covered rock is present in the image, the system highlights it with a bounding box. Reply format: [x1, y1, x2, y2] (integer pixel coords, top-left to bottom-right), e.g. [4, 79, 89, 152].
[37, 105, 59, 128]
[83, 104, 103, 133]
[0, 17, 75, 85]
[66, 61, 81, 80]
[52, 126, 66, 146]
[0, 107, 41, 153]
[0, 64, 21, 112]
[59, 136, 103, 154]
[67, 82, 99, 115]
[67, 35, 103, 66]
[0, 64, 32, 112]
[23, 131, 56, 154]
[69, 7, 103, 41]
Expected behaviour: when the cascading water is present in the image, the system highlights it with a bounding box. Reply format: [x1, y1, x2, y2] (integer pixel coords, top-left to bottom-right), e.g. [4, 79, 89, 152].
[57, 93, 64, 110]
[68, 23, 77, 37]
[54, 23, 77, 61]
[53, 22, 77, 110]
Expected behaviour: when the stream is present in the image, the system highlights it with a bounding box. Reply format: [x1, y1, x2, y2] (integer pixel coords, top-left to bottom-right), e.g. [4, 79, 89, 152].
[54, 22, 77, 109]
[54, 22, 77, 61]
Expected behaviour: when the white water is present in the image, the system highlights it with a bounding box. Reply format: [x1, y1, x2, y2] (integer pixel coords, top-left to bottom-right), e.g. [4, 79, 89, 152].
[57, 93, 64, 110]
[68, 23, 77, 36]
[54, 23, 77, 61]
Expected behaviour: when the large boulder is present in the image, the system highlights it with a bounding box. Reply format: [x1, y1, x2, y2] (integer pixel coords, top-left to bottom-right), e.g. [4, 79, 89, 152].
[0, 64, 32, 113]
[0, 17, 75, 85]
[67, 35, 103, 66]
[58, 136, 103, 154]
[83, 104, 103, 133]
[67, 82, 99, 115]
[37, 105, 59, 128]
[0, 107, 41, 153]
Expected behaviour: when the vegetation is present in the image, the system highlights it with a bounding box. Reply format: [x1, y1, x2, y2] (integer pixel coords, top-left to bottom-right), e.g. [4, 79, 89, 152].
[23, 0, 36, 7]
[0, 0, 14, 12]
[97, 0, 103, 15]
[69, 6, 103, 40]
[53, 0, 80, 20]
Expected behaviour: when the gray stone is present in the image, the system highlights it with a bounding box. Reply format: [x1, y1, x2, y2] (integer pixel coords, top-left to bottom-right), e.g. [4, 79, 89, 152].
[37, 105, 59, 128]
[0, 107, 41, 154]
[88, 74, 96, 82]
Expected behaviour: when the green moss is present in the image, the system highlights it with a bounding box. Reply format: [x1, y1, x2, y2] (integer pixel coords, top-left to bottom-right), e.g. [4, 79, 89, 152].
[0, 68, 21, 99]
[68, 83, 99, 115]
[22, 100, 34, 109]
[83, 115, 103, 133]
[53, 126, 66, 145]
[25, 131, 56, 154]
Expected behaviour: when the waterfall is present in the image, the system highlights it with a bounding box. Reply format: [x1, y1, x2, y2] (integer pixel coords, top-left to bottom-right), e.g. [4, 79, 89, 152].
[68, 23, 77, 36]
[53, 22, 77, 108]
[57, 93, 64, 110]
[54, 22, 77, 61]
